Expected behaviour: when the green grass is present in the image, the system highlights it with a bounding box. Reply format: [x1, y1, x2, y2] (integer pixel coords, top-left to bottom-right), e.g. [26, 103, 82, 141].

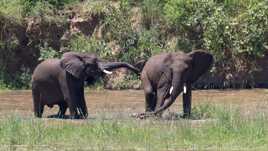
[0, 104, 268, 150]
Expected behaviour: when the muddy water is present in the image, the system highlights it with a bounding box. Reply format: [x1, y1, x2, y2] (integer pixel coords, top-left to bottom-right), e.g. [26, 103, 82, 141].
[0, 89, 268, 118]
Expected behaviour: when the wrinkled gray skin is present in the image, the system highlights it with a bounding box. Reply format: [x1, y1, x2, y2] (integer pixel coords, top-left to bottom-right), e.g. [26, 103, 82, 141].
[32, 52, 140, 119]
[140, 50, 213, 118]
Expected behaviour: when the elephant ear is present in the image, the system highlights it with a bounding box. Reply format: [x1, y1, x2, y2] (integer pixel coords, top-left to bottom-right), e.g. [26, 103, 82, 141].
[60, 52, 85, 79]
[188, 50, 213, 83]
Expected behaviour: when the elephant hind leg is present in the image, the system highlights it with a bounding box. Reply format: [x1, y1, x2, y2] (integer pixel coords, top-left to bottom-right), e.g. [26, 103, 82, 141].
[32, 85, 44, 118]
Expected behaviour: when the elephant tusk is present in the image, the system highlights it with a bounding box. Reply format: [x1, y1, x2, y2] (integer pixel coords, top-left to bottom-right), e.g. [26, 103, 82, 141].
[169, 86, 173, 94]
[183, 85, 187, 94]
[102, 69, 113, 74]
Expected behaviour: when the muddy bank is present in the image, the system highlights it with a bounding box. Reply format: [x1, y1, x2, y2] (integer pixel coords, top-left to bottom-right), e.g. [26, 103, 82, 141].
[0, 89, 268, 119]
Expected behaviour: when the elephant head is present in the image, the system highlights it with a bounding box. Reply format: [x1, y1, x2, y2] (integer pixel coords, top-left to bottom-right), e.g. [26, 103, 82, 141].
[60, 52, 140, 81]
[152, 50, 214, 116]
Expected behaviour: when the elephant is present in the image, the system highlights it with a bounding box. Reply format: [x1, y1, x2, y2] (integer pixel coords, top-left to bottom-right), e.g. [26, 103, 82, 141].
[31, 52, 140, 119]
[139, 50, 213, 118]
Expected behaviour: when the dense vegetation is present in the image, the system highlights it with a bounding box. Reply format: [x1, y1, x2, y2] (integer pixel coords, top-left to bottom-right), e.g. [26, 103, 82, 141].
[0, 0, 267, 89]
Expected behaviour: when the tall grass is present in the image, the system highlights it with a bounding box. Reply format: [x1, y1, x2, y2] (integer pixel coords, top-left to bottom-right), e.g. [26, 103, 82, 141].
[0, 104, 267, 150]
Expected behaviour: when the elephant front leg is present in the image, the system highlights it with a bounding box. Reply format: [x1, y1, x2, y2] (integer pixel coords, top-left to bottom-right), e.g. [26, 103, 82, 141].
[145, 92, 157, 112]
[57, 102, 68, 118]
[182, 83, 192, 118]
[76, 86, 88, 119]
[62, 92, 80, 119]
[60, 74, 82, 119]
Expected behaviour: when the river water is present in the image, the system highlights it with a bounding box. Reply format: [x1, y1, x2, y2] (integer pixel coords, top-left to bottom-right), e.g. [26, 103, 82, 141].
[0, 89, 268, 118]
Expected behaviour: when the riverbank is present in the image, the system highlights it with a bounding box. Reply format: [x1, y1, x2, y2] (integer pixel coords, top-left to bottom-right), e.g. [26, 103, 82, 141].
[0, 104, 267, 150]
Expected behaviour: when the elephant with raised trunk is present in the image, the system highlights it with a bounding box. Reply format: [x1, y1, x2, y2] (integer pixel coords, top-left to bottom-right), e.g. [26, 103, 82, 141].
[32, 52, 140, 119]
[139, 50, 213, 118]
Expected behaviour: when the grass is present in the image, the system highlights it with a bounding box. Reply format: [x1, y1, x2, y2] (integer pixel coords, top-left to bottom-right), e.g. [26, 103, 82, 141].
[0, 104, 268, 150]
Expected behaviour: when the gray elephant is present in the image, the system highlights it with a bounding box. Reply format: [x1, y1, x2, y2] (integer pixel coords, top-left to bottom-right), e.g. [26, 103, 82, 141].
[32, 52, 140, 119]
[139, 50, 213, 118]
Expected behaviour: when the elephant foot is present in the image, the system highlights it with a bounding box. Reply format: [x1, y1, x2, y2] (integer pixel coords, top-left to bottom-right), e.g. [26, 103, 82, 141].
[69, 114, 87, 119]
[180, 113, 191, 119]
[47, 114, 67, 119]
[57, 114, 67, 119]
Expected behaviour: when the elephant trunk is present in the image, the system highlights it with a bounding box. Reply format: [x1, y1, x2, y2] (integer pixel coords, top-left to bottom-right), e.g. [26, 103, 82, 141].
[153, 71, 184, 115]
[98, 62, 141, 75]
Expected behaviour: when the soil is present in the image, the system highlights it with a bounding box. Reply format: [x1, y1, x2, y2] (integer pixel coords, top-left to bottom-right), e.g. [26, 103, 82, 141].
[0, 89, 268, 120]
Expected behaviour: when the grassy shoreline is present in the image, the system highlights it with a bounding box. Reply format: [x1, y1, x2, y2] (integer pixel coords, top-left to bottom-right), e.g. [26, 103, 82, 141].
[0, 104, 267, 150]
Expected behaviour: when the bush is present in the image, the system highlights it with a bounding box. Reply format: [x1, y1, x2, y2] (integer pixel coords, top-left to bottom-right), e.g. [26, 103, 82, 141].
[104, 1, 137, 52]
[39, 43, 62, 61]
[0, 68, 31, 89]
[67, 34, 113, 59]
[163, 0, 268, 84]
[141, 0, 165, 29]
[0, 0, 24, 22]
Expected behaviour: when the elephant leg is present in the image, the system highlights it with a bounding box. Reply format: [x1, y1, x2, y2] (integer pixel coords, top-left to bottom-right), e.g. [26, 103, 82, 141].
[32, 84, 44, 118]
[76, 86, 88, 119]
[145, 92, 157, 112]
[57, 102, 68, 118]
[182, 83, 192, 118]
[143, 78, 156, 112]
[59, 74, 80, 119]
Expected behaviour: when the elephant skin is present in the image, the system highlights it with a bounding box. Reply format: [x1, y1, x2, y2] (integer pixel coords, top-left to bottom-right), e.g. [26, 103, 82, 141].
[31, 52, 140, 119]
[139, 50, 213, 118]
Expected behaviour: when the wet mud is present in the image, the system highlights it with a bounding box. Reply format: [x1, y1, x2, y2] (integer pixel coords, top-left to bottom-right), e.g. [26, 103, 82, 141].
[0, 89, 268, 119]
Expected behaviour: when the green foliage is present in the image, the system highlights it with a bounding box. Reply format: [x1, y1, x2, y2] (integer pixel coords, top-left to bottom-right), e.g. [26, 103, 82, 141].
[104, 1, 136, 51]
[0, 68, 31, 89]
[39, 43, 62, 61]
[141, 0, 164, 29]
[0, 0, 24, 22]
[67, 34, 113, 59]
[118, 28, 163, 63]
[0, 0, 76, 21]
[203, 1, 268, 60]
[164, 0, 268, 80]
[203, 6, 230, 61]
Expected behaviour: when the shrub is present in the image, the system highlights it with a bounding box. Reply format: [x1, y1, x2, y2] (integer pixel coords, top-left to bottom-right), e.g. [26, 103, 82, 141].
[39, 43, 62, 61]
[67, 34, 113, 59]
[0, 0, 24, 22]
[141, 0, 165, 29]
